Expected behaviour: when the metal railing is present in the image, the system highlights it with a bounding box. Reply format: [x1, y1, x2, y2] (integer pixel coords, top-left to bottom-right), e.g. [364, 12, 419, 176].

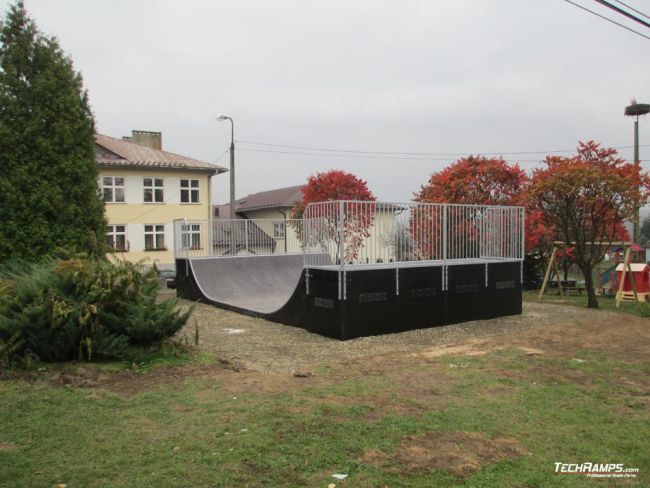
[173, 201, 525, 268]
[302, 201, 525, 268]
[173, 218, 305, 259]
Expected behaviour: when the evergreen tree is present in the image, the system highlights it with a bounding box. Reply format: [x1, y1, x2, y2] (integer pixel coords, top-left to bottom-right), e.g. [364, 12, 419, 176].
[0, 1, 105, 263]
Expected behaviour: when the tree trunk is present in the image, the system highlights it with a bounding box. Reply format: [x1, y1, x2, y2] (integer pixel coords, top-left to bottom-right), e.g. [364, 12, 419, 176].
[582, 263, 599, 308]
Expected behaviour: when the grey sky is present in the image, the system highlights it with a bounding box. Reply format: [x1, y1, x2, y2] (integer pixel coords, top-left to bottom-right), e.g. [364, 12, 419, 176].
[3, 0, 649, 207]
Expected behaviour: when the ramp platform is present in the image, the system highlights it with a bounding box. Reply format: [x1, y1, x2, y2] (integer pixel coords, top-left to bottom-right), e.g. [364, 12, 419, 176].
[176, 256, 523, 340]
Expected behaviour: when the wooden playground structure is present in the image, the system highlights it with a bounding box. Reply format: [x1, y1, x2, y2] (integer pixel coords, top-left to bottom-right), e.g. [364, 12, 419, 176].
[538, 241, 647, 306]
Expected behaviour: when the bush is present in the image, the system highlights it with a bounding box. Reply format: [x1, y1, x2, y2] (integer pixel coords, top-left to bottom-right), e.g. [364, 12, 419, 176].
[0, 258, 192, 362]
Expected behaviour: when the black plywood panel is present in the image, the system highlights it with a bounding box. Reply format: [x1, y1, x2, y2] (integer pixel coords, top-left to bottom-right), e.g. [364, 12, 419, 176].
[487, 261, 522, 318]
[446, 264, 487, 323]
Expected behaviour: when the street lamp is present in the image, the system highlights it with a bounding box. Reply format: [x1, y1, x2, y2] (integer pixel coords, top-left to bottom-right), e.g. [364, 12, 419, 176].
[624, 101, 649, 243]
[217, 114, 235, 220]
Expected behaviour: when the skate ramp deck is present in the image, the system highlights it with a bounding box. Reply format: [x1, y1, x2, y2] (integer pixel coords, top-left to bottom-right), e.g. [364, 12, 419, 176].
[189, 253, 330, 314]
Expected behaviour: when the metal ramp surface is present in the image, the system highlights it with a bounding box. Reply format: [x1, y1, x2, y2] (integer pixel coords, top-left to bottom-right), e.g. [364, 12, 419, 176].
[188, 253, 329, 314]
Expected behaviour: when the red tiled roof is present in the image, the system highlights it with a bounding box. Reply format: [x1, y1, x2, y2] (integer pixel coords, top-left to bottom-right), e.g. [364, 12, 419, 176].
[95, 133, 227, 174]
[216, 185, 304, 216]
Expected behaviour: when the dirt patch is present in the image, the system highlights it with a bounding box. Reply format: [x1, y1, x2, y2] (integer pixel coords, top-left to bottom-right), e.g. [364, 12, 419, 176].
[359, 431, 529, 477]
[181, 301, 585, 373]
[415, 339, 544, 359]
[0, 441, 18, 452]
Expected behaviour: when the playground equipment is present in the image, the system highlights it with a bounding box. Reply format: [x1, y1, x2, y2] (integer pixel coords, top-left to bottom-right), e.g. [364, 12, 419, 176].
[540, 241, 644, 306]
[615, 262, 650, 303]
[174, 201, 525, 339]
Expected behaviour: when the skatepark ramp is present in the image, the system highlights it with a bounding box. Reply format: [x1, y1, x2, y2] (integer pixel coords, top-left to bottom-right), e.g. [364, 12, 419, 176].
[186, 253, 329, 315]
[174, 201, 525, 339]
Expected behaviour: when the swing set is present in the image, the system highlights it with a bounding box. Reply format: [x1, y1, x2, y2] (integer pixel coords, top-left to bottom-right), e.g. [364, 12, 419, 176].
[537, 241, 639, 307]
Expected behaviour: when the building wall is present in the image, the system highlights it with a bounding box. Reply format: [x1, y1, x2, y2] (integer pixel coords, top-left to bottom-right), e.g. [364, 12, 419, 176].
[100, 168, 213, 269]
[242, 208, 302, 254]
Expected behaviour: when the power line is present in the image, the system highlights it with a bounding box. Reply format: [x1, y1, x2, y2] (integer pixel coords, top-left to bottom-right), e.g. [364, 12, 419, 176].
[236, 139, 649, 158]
[592, 0, 650, 29]
[564, 0, 650, 40]
[611, 0, 650, 21]
[238, 147, 650, 164]
[215, 147, 229, 163]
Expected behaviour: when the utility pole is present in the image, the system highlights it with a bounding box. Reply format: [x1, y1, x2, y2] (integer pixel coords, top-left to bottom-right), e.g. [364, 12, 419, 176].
[217, 114, 235, 219]
[624, 101, 649, 244]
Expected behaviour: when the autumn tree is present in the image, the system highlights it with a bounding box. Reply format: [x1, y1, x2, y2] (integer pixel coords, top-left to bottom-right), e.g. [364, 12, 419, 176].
[414, 156, 554, 261]
[0, 2, 105, 263]
[415, 155, 527, 206]
[529, 141, 648, 308]
[290, 170, 375, 262]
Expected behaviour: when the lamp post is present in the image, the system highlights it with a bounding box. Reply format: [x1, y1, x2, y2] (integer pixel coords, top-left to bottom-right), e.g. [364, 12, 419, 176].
[217, 114, 235, 220]
[624, 101, 649, 244]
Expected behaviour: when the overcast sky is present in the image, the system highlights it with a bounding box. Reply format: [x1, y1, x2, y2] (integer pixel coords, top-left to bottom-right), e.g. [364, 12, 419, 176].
[3, 0, 649, 207]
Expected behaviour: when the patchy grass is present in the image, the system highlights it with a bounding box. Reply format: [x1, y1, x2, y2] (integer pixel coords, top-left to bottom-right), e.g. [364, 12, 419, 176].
[1, 340, 648, 487]
[524, 289, 650, 317]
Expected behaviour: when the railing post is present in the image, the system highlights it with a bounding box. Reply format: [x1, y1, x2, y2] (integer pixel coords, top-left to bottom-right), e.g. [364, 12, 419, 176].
[338, 201, 345, 268]
[245, 219, 250, 253]
[442, 204, 448, 262]
[520, 207, 525, 260]
[208, 216, 213, 257]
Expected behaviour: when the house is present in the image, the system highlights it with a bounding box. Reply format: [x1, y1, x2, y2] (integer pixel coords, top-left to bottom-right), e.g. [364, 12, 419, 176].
[96, 130, 226, 269]
[214, 184, 304, 220]
[213, 185, 304, 255]
[213, 185, 402, 263]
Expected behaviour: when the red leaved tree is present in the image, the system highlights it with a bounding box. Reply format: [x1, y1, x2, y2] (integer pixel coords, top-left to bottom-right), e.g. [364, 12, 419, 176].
[529, 141, 648, 308]
[413, 156, 553, 260]
[291, 170, 376, 262]
[415, 156, 527, 206]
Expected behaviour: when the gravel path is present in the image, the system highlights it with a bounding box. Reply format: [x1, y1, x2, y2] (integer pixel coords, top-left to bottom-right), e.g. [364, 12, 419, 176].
[173, 294, 600, 373]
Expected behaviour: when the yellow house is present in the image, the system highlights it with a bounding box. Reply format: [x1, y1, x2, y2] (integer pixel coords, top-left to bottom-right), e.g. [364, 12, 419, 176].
[96, 130, 226, 269]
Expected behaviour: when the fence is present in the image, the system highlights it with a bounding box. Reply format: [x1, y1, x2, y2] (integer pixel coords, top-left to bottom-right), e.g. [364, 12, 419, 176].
[302, 201, 525, 268]
[173, 218, 305, 259]
[173, 201, 525, 268]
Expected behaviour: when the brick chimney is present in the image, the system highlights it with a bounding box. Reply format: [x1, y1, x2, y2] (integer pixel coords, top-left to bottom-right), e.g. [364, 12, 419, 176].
[131, 130, 162, 150]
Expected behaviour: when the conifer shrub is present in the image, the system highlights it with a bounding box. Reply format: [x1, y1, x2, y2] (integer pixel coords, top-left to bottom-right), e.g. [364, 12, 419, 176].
[0, 258, 192, 362]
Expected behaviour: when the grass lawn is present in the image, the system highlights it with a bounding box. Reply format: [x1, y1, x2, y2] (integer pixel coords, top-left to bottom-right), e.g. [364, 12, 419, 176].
[524, 289, 650, 317]
[1, 301, 648, 487]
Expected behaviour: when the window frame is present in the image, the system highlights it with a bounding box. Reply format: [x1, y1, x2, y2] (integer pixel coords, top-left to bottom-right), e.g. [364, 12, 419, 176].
[144, 224, 166, 251]
[143, 177, 164, 203]
[273, 221, 286, 239]
[180, 223, 202, 250]
[106, 225, 128, 251]
[101, 176, 125, 203]
[180, 179, 200, 204]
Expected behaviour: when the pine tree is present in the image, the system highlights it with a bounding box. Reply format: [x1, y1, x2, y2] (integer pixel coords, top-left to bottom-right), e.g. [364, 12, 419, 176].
[0, 1, 105, 263]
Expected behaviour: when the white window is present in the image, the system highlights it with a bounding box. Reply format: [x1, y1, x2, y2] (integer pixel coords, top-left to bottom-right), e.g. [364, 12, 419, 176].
[181, 223, 201, 250]
[102, 176, 125, 203]
[180, 179, 200, 203]
[273, 222, 285, 239]
[144, 177, 164, 203]
[144, 224, 166, 251]
[106, 225, 127, 251]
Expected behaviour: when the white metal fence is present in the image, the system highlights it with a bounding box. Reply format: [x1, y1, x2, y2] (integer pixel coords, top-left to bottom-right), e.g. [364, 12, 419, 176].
[302, 201, 524, 267]
[174, 201, 525, 268]
[173, 218, 305, 259]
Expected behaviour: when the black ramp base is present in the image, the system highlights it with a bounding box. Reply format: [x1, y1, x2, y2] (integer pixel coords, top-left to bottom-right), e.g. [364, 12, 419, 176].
[446, 264, 487, 324]
[177, 257, 523, 340]
[487, 261, 522, 318]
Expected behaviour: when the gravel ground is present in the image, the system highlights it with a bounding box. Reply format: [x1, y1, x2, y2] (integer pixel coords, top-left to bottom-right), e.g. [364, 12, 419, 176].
[171, 292, 599, 373]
